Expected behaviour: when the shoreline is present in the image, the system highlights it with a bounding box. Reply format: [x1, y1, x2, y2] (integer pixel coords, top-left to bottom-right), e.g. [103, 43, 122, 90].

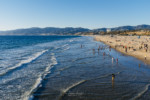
[93, 35, 150, 65]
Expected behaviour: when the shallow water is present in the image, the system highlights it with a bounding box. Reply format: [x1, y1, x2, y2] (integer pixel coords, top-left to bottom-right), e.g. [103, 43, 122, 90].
[0, 36, 150, 100]
[32, 36, 150, 100]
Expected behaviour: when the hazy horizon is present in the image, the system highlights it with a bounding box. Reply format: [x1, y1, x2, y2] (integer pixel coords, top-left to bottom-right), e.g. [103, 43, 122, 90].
[1, 24, 150, 31]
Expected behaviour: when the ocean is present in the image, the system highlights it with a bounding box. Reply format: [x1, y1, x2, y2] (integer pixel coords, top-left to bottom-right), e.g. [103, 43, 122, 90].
[0, 36, 150, 100]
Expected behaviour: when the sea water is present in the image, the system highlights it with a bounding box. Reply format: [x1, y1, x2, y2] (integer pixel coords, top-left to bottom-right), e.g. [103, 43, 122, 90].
[0, 36, 150, 100]
[0, 36, 78, 100]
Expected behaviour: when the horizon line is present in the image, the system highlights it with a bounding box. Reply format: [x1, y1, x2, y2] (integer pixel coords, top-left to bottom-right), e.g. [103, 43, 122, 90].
[0, 24, 149, 31]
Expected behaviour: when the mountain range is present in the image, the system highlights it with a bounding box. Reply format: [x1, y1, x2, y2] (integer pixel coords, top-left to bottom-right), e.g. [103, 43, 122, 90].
[0, 24, 150, 35]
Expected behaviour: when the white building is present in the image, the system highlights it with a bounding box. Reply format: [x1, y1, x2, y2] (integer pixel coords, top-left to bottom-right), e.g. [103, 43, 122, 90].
[107, 28, 111, 32]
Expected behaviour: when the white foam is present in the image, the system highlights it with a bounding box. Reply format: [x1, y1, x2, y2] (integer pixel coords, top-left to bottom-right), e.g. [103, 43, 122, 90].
[0, 50, 48, 76]
[59, 80, 86, 99]
[44, 53, 57, 75]
[26, 75, 42, 100]
[26, 53, 57, 100]
[51, 53, 58, 65]
[63, 47, 70, 51]
[131, 84, 150, 100]
[58, 66, 70, 71]
[62, 44, 69, 48]
[69, 40, 74, 42]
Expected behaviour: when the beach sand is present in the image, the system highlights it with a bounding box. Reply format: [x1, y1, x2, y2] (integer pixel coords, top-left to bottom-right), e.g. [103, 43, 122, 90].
[94, 35, 150, 65]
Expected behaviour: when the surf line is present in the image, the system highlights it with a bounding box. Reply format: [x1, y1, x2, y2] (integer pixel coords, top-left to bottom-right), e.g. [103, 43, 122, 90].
[0, 50, 48, 76]
[58, 71, 122, 100]
[58, 80, 86, 100]
[27, 53, 58, 100]
[130, 83, 150, 100]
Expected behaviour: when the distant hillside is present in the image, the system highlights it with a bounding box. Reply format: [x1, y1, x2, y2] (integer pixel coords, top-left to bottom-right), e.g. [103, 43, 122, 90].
[0, 24, 150, 35]
[79, 24, 150, 35]
[111, 25, 150, 31]
[0, 27, 90, 35]
[92, 24, 150, 32]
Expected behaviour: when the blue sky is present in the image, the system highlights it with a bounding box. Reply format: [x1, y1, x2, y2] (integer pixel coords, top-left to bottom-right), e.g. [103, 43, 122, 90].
[0, 0, 150, 30]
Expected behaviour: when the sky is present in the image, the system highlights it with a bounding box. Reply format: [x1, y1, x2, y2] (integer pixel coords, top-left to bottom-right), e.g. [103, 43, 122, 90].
[0, 0, 150, 30]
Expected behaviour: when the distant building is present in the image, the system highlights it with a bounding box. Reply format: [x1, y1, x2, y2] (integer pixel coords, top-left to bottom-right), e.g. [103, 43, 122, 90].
[140, 30, 144, 32]
[107, 28, 111, 32]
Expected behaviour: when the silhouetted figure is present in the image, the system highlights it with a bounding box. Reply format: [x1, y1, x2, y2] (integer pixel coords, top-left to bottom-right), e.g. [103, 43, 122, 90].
[125, 46, 127, 53]
[139, 64, 141, 68]
[99, 45, 100, 49]
[93, 49, 95, 55]
[116, 58, 118, 63]
[112, 74, 115, 88]
[145, 55, 147, 60]
[109, 46, 111, 51]
[112, 74, 115, 82]
[98, 48, 100, 55]
[81, 44, 83, 48]
[146, 48, 148, 52]
[112, 57, 114, 64]
[103, 52, 105, 56]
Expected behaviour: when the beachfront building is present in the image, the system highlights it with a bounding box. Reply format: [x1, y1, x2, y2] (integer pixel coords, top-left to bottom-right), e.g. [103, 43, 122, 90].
[107, 28, 111, 33]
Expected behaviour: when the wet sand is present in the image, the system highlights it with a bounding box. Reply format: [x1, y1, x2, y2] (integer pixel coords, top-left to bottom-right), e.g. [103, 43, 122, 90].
[94, 35, 150, 65]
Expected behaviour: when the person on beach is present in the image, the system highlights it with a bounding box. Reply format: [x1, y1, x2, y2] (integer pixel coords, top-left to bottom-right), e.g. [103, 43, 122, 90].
[109, 46, 111, 51]
[116, 58, 118, 63]
[112, 57, 114, 64]
[103, 52, 105, 56]
[81, 44, 83, 48]
[93, 49, 95, 54]
[112, 74, 115, 82]
[145, 48, 148, 52]
[139, 64, 141, 68]
[98, 48, 100, 55]
[112, 74, 115, 88]
[98, 48, 100, 51]
[125, 47, 127, 53]
[115, 45, 117, 49]
[145, 55, 147, 60]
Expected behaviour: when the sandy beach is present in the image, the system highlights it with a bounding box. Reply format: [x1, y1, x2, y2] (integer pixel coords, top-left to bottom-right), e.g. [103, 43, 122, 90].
[94, 35, 150, 65]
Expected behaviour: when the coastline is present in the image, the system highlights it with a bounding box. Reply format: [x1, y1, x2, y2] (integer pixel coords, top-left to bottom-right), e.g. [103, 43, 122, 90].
[30, 36, 150, 100]
[93, 35, 150, 65]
